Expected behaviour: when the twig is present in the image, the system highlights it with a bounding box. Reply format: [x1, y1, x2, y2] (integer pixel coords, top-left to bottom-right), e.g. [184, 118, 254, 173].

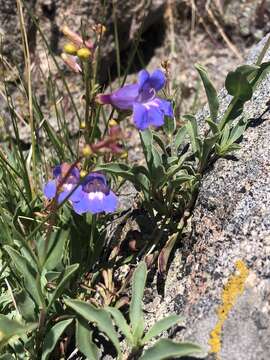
[205, 2, 243, 60]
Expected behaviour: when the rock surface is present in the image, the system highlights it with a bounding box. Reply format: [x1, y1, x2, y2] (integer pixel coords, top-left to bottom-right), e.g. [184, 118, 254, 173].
[144, 35, 270, 360]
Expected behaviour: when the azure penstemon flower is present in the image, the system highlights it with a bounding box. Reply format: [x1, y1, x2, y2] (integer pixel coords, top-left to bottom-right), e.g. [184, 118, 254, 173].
[72, 173, 118, 215]
[96, 69, 173, 130]
[43, 163, 82, 205]
[44, 164, 118, 215]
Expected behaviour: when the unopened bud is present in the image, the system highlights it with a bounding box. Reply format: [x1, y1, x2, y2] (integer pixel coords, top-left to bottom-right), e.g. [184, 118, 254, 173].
[82, 144, 93, 157]
[80, 121, 86, 129]
[120, 151, 128, 159]
[77, 47, 91, 60]
[109, 119, 118, 127]
[93, 24, 106, 35]
[80, 170, 88, 178]
[61, 53, 82, 73]
[63, 43, 78, 55]
[62, 25, 84, 47]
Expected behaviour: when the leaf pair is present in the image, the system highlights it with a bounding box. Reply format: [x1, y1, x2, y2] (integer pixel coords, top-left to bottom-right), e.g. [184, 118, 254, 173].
[64, 262, 203, 359]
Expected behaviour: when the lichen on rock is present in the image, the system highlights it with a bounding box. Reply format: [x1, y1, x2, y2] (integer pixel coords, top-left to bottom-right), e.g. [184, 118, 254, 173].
[208, 260, 249, 357]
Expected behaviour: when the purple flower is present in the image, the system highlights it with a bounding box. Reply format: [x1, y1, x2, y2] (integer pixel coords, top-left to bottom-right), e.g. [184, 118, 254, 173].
[72, 173, 118, 215]
[43, 163, 82, 205]
[97, 69, 173, 130]
[44, 165, 118, 215]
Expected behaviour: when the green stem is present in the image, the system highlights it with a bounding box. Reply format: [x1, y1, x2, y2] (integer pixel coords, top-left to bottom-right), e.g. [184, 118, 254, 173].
[86, 214, 96, 272]
[218, 97, 239, 131]
[112, 0, 121, 85]
[256, 34, 270, 66]
[84, 61, 92, 141]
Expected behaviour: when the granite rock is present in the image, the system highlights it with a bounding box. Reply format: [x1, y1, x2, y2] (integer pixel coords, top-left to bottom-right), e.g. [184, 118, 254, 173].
[144, 35, 270, 360]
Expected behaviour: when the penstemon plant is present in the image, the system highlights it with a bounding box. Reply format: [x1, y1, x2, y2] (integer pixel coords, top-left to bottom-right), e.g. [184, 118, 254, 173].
[0, 0, 269, 359]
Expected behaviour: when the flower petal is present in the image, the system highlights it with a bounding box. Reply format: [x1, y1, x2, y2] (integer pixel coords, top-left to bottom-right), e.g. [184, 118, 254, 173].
[103, 191, 118, 213]
[86, 193, 106, 214]
[133, 103, 149, 130]
[58, 186, 83, 205]
[110, 84, 139, 110]
[43, 180, 57, 199]
[53, 166, 61, 178]
[72, 195, 89, 215]
[138, 70, 150, 91]
[58, 191, 71, 205]
[149, 69, 166, 91]
[147, 105, 164, 127]
[155, 98, 174, 117]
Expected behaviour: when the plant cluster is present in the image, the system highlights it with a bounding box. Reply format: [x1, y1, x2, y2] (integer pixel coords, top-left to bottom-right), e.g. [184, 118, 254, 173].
[0, 1, 269, 359]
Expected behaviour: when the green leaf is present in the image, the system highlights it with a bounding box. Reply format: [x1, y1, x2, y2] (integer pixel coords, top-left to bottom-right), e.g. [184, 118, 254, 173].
[140, 129, 154, 164]
[152, 146, 163, 170]
[206, 118, 219, 135]
[129, 262, 147, 341]
[139, 339, 202, 360]
[218, 98, 245, 131]
[195, 64, 219, 122]
[235, 64, 259, 76]
[170, 174, 195, 187]
[164, 115, 176, 136]
[142, 315, 183, 344]
[131, 165, 150, 195]
[158, 233, 178, 275]
[106, 307, 133, 345]
[183, 115, 200, 156]
[95, 163, 134, 181]
[41, 318, 73, 360]
[76, 319, 99, 360]
[225, 71, 253, 101]
[153, 134, 167, 154]
[220, 124, 230, 147]
[64, 299, 121, 357]
[0, 315, 37, 350]
[15, 289, 37, 322]
[228, 118, 247, 144]
[200, 134, 219, 170]
[43, 230, 69, 270]
[48, 263, 79, 308]
[3, 246, 43, 307]
[250, 61, 270, 90]
[0, 355, 14, 360]
[151, 147, 166, 187]
[173, 126, 187, 150]
[225, 143, 242, 152]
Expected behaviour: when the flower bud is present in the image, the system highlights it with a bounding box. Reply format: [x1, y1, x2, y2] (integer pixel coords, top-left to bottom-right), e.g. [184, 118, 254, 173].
[93, 24, 106, 35]
[120, 151, 128, 159]
[109, 119, 118, 127]
[95, 93, 111, 105]
[80, 121, 86, 129]
[63, 43, 78, 55]
[62, 25, 83, 47]
[82, 144, 93, 157]
[80, 170, 88, 178]
[61, 53, 82, 73]
[77, 47, 91, 60]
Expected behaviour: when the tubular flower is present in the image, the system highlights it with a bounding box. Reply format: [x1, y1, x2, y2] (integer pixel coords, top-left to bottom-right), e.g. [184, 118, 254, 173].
[44, 166, 118, 215]
[43, 163, 82, 204]
[61, 54, 82, 73]
[72, 173, 118, 215]
[90, 124, 127, 154]
[62, 25, 93, 49]
[96, 69, 173, 130]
